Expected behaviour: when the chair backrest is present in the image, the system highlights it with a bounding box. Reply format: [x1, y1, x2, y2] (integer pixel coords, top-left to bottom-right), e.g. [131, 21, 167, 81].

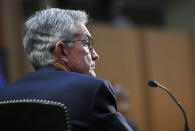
[0, 99, 71, 131]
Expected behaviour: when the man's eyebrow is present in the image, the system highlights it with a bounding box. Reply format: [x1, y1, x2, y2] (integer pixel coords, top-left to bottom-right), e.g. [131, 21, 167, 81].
[85, 34, 93, 40]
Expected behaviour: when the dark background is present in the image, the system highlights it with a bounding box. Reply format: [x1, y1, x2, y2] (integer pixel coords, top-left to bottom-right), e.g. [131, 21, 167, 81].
[22, 0, 165, 26]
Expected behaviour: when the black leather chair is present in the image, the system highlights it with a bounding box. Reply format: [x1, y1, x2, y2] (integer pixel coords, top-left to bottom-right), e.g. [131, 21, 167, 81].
[0, 99, 71, 131]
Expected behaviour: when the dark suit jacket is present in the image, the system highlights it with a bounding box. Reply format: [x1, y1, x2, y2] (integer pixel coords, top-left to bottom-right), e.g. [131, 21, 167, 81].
[0, 66, 133, 131]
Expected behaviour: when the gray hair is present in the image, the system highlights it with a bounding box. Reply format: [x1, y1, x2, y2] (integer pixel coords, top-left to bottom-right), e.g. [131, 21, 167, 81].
[23, 8, 88, 69]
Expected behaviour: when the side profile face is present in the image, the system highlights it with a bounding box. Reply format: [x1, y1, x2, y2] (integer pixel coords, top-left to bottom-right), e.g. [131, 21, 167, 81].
[64, 22, 99, 77]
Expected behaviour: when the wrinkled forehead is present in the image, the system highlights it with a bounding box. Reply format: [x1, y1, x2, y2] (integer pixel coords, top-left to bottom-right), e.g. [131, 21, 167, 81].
[75, 22, 92, 38]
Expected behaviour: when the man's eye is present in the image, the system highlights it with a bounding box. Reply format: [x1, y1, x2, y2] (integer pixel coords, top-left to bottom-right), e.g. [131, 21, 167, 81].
[82, 40, 89, 46]
[86, 40, 90, 45]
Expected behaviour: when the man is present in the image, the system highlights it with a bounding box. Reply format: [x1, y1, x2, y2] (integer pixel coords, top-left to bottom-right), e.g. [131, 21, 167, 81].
[0, 8, 133, 131]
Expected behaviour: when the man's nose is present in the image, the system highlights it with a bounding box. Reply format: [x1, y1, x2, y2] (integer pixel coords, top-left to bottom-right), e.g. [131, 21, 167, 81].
[91, 49, 99, 61]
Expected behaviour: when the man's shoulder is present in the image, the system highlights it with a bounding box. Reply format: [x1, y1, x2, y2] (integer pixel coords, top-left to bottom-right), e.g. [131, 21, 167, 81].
[67, 72, 105, 82]
[34, 66, 108, 84]
[8, 70, 108, 88]
[60, 72, 109, 87]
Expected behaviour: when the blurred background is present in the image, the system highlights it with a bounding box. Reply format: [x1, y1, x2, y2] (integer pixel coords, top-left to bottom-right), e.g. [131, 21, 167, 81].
[0, 0, 195, 130]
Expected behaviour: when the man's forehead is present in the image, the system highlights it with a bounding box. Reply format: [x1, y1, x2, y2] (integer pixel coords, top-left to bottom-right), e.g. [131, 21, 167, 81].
[76, 22, 91, 37]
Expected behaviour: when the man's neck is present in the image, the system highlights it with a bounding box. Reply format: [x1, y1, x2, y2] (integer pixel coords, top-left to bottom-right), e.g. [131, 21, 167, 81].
[52, 61, 70, 72]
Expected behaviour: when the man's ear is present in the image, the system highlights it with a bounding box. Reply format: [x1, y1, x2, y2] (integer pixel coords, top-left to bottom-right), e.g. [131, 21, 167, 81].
[53, 41, 69, 63]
